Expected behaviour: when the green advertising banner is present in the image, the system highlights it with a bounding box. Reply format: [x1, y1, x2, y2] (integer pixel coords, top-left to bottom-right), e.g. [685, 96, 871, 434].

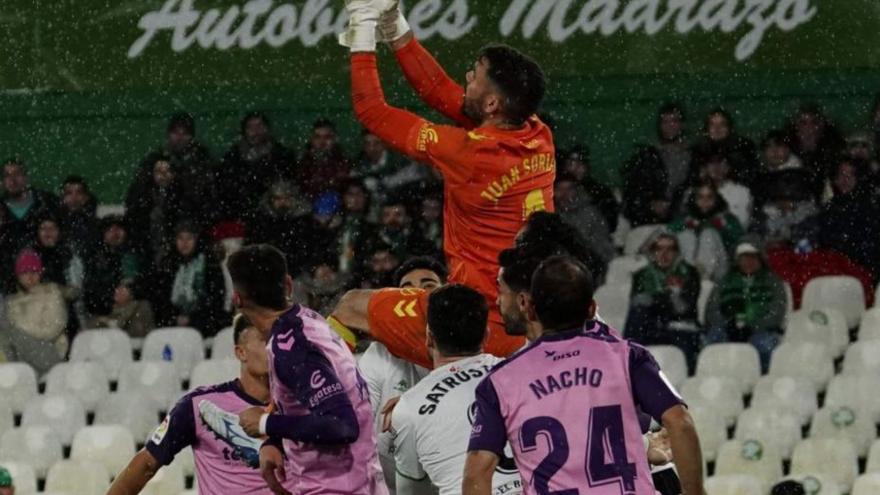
[3, 0, 880, 200]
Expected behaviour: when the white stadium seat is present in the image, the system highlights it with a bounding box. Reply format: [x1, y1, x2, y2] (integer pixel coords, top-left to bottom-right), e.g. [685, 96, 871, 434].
[171, 446, 195, 478]
[801, 276, 866, 329]
[45, 362, 110, 412]
[750, 375, 818, 426]
[605, 255, 648, 283]
[769, 341, 834, 392]
[705, 474, 765, 495]
[785, 309, 848, 358]
[143, 460, 185, 495]
[624, 224, 664, 255]
[791, 438, 859, 494]
[210, 326, 235, 360]
[778, 474, 842, 495]
[734, 408, 801, 460]
[824, 374, 880, 423]
[696, 343, 760, 395]
[842, 340, 880, 375]
[94, 392, 161, 443]
[859, 308, 880, 341]
[118, 361, 182, 411]
[45, 460, 110, 495]
[853, 474, 880, 495]
[594, 283, 630, 332]
[0, 426, 63, 478]
[189, 359, 239, 390]
[0, 403, 12, 438]
[0, 460, 37, 494]
[698, 280, 714, 324]
[0, 362, 38, 415]
[69, 328, 133, 381]
[70, 425, 136, 477]
[21, 394, 86, 446]
[647, 345, 688, 389]
[714, 439, 783, 493]
[142, 327, 205, 381]
[868, 440, 880, 473]
[689, 405, 728, 462]
[680, 376, 743, 427]
[810, 406, 875, 457]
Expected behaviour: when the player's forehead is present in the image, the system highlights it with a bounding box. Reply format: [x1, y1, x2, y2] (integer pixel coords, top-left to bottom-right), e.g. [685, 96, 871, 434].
[399, 268, 441, 288]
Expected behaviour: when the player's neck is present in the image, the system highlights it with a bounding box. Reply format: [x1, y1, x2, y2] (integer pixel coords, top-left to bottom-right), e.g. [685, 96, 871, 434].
[239, 370, 271, 404]
[482, 115, 523, 130]
[244, 306, 293, 336]
[525, 323, 544, 343]
[432, 352, 481, 368]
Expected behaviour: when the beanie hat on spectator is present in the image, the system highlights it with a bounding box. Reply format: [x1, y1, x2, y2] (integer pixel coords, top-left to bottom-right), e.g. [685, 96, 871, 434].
[15, 249, 43, 275]
[313, 192, 341, 217]
[211, 221, 246, 241]
[0, 465, 11, 487]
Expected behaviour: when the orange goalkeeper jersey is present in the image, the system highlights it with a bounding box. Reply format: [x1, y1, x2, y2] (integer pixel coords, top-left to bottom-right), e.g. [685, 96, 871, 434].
[352, 40, 556, 359]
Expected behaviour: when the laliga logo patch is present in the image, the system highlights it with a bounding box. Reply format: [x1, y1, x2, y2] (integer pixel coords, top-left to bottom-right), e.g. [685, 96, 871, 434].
[310, 370, 327, 389]
[152, 415, 170, 444]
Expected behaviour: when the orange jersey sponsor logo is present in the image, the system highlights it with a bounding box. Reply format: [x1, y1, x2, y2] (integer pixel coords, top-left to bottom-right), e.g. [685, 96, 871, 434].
[416, 125, 439, 151]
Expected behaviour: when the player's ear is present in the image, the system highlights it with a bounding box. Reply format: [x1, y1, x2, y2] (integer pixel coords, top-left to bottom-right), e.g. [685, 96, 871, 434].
[588, 299, 597, 319]
[484, 93, 501, 117]
[523, 294, 539, 323]
[515, 292, 529, 313]
[284, 274, 294, 302]
[425, 327, 436, 351]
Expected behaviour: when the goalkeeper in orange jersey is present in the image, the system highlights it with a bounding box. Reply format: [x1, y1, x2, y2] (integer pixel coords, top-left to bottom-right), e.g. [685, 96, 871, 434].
[337, 0, 555, 359]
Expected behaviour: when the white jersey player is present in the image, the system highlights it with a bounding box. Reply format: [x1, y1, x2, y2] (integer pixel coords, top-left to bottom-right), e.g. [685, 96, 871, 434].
[390, 285, 522, 495]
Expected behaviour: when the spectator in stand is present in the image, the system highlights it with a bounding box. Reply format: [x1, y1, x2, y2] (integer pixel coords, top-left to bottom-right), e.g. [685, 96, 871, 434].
[669, 180, 744, 281]
[88, 278, 155, 338]
[625, 232, 701, 367]
[132, 113, 215, 225]
[1, 158, 59, 256]
[244, 181, 308, 271]
[817, 158, 880, 280]
[706, 240, 786, 370]
[125, 153, 199, 267]
[163, 221, 229, 336]
[691, 108, 761, 186]
[694, 151, 752, 228]
[370, 196, 433, 263]
[754, 130, 813, 207]
[412, 193, 444, 257]
[290, 192, 344, 275]
[554, 173, 614, 276]
[785, 103, 845, 198]
[83, 216, 140, 320]
[622, 145, 673, 226]
[337, 179, 377, 277]
[32, 214, 76, 289]
[844, 131, 880, 193]
[57, 175, 98, 256]
[5, 249, 69, 375]
[295, 119, 351, 200]
[358, 241, 402, 289]
[216, 111, 297, 221]
[355, 130, 407, 208]
[296, 263, 347, 317]
[559, 145, 619, 232]
[654, 103, 693, 202]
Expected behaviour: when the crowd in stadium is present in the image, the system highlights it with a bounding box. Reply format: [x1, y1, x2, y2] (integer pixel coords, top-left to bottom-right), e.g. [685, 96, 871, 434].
[1, 99, 879, 376]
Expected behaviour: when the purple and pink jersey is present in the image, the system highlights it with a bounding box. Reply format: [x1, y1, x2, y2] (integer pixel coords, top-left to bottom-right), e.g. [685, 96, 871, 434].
[469, 321, 683, 495]
[265, 305, 387, 495]
[145, 380, 295, 494]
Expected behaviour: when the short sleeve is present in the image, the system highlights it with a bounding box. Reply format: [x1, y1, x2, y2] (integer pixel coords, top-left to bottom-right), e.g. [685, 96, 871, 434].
[145, 395, 196, 466]
[629, 343, 685, 423]
[467, 377, 507, 458]
[367, 288, 432, 369]
[390, 400, 428, 481]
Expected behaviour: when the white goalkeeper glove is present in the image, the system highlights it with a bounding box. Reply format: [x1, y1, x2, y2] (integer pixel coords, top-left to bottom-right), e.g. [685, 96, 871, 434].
[339, 0, 408, 50]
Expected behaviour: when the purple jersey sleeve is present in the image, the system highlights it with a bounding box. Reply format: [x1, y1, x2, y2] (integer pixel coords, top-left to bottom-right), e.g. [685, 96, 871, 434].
[266, 347, 360, 444]
[145, 394, 196, 465]
[467, 377, 507, 458]
[629, 343, 684, 423]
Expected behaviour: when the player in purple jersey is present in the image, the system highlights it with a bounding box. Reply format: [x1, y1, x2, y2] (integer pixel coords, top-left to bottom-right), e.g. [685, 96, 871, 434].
[108, 314, 297, 494]
[465, 256, 704, 495]
[224, 244, 387, 495]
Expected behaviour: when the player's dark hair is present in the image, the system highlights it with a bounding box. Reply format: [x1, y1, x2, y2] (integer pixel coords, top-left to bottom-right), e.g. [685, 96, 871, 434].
[498, 241, 568, 293]
[232, 313, 253, 345]
[227, 244, 289, 311]
[478, 44, 546, 126]
[518, 212, 594, 268]
[427, 284, 488, 356]
[394, 256, 448, 287]
[531, 255, 595, 331]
